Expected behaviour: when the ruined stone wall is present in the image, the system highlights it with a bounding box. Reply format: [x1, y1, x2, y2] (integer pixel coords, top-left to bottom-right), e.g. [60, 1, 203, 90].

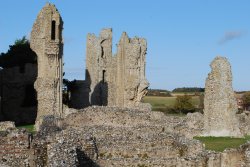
[237, 111, 250, 135]
[115, 32, 148, 108]
[0, 121, 15, 131]
[63, 106, 205, 167]
[0, 64, 37, 125]
[46, 129, 99, 167]
[86, 29, 113, 106]
[30, 3, 63, 130]
[1, 107, 250, 167]
[63, 106, 250, 167]
[203, 56, 241, 137]
[0, 129, 31, 167]
[86, 28, 149, 108]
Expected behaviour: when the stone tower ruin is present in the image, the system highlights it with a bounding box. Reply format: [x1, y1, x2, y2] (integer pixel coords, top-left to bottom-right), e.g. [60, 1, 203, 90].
[30, 3, 63, 130]
[86, 28, 149, 108]
[203, 56, 241, 137]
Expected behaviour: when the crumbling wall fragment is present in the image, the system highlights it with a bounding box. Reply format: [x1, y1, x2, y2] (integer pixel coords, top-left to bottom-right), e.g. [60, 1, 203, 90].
[30, 3, 63, 130]
[0, 121, 15, 131]
[86, 28, 149, 108]
[203, 56, 241, 137]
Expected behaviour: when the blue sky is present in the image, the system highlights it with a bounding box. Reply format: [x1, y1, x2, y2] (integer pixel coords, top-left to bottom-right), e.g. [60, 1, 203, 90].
[0, 1, 249, 91]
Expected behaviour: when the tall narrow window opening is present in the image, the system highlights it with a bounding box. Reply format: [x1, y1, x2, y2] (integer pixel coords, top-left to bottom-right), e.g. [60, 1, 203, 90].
[51, 20, 56, 40]
[102, 70, 106, 84]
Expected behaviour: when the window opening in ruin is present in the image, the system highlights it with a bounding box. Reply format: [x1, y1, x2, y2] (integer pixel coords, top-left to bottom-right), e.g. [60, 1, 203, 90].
[101, 46, 104, 58]
[102, 70, 106, 84]
[51, 20, 56, 40]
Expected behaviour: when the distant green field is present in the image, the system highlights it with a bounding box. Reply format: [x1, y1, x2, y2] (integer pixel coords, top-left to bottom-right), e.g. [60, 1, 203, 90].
[143, 96, 176, 107]
[194, 136, 250, 152]
[171, 92, 197, 96]
[143, 96, 200, 111]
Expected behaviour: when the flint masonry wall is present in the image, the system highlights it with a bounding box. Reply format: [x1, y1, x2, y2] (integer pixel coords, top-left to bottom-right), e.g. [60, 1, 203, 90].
[63, 106, 249, 167]
[1, 108, 250, 167]
[86, 28, 149, 108]
[0, 129, 30, 167]
[30, 3, 63, 130]
[203, 56, 241, 137]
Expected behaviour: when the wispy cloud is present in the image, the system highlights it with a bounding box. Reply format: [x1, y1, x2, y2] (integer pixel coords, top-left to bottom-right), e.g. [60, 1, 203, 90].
[219, 31, 247, 45]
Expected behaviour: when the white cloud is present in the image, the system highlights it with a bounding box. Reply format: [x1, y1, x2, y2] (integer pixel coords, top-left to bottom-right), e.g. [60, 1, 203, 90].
[219, 31, 247, 44]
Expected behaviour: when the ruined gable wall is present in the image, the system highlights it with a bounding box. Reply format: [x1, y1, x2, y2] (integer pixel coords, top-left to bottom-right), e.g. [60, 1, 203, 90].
[30, 3, 63, 130]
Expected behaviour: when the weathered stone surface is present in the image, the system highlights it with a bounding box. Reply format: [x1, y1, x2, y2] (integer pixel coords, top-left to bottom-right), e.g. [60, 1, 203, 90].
[86, 28, 149, 108]
[46, 129, 99, 167]
[174, 112, 204, 139]
[63, 105, 78, 118]
[238, 111, 250, 135]
[30, 3, 63, 130]
[0, 129, 31, 167]
[0, 164, 10, 167]
[1, 106, 250, 166]
[36, 115, 63, 136]
[63, 107, 250, 167]
[203, 56, 241, 137]
[64, 106, 205, 166]
[0, 121, 15, 131]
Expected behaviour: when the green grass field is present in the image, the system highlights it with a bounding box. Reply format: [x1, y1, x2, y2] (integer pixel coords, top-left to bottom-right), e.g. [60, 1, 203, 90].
[194, 136, 250, 152]
[17, 124, 35, 133]
[142, 96, 200, 111]
[171, 92, 198, 96]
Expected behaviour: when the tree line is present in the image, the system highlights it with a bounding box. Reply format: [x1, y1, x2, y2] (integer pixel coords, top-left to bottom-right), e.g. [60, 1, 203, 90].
[172, 87, 205, 93]
[0, 36, 37, 68]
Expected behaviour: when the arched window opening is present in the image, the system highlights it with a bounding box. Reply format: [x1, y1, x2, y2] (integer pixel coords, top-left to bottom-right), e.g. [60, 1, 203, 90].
[51, 20, 56, 40]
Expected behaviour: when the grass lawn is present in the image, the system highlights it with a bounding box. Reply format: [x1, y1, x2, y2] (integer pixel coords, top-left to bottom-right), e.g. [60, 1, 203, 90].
[194, 136, 250, 152]
[171, 92, 197, 96]
[17, 124, 35, 133]
[142, 96, 200, 111]
[143, 96, 177, 107]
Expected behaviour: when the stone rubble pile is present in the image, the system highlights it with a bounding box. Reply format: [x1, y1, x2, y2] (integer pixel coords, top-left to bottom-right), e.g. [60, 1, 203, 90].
[0, 121, 15, 131]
